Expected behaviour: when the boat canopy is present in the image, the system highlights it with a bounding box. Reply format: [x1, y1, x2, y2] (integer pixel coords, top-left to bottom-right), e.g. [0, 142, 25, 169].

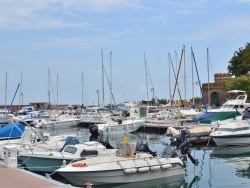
[0, 122, 25, 139]
[181, 111, 241, 124]
[227, 90, 246, 94]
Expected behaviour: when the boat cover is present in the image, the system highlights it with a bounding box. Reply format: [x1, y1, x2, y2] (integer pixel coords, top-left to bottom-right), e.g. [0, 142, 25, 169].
[0, 122, 25, 139]
[181, 112, 218, 123]
[199, 111, 241, 124]
[181, 111, 241, 124]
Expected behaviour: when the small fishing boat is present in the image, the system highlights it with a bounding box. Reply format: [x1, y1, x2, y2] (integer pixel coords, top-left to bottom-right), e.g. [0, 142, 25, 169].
[55, 138, 186, 186]
[18, 140, 117, 173]
[89, 117, 145, 135]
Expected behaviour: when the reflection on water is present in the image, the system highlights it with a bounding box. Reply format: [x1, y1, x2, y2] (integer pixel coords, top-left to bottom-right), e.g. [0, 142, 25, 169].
[32, 127, 250, 187]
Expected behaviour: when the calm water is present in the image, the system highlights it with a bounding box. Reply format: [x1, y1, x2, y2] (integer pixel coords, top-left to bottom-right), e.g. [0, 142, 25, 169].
[40, 127, 250, 188]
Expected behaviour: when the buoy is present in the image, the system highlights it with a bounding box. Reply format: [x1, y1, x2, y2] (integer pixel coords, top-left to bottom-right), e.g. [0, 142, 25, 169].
[72, 163, 88, 167]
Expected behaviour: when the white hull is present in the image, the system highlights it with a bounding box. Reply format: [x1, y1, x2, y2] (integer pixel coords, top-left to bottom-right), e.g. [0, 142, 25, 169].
[98, 120, 145, 135]
[35, 119, 80, 128]
[211, 135, 250, 146]
[57, 155, 185, 186]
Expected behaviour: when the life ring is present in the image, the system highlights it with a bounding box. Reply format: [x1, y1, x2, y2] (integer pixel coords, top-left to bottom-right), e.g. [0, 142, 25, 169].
[72, 163, 88, 167]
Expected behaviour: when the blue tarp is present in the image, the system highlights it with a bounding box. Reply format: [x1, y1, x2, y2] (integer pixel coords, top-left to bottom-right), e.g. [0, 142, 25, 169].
[0, 122, 25, 139]
[181, 112, 218, 123]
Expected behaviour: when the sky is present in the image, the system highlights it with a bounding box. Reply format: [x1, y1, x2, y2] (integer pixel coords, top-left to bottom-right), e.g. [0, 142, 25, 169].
[1, 0, 250, 107]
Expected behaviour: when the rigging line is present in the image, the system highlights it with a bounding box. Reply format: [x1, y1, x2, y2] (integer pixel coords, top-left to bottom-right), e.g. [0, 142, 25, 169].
[49, 73, 56, 105]
[191, 47, 207, 112]
[208, 50, 215, 76]
[170, 50, 185, 107]
[145, 61, 155, 92]
[103, 66, 117, 107]
[169, 53, 184, 106]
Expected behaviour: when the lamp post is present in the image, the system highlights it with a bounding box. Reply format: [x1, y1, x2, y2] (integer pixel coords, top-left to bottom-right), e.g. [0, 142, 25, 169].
[96, 90, 99, 106]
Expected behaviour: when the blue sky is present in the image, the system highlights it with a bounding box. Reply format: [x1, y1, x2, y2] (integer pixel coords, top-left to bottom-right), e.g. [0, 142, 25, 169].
[1, 0, 250, 106]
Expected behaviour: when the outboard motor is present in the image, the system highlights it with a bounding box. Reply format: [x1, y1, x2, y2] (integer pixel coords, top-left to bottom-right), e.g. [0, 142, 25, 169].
[179, 140, 199, 166]
[89, 124, 99, 135]
[161, 144, 178, 158]
[135, 142, 157, 156]
[242, 107, 250, 120]
[174, 127, 191, 148]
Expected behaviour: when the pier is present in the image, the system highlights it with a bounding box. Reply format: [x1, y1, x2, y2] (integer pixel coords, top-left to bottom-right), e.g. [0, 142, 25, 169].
[0, 161, 73, 188]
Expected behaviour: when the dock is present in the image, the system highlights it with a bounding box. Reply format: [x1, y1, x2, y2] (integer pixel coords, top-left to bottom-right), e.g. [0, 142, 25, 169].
[0, 161, 74, 188]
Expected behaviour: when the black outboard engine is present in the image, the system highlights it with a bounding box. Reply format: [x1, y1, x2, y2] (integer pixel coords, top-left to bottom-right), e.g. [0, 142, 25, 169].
[89, 124, 99, 135]
[136, 142, 157, 156]
[179, 140, 199, 166]
[242, 107, 250, 120]
[161, 144, 178, 158]
[174, 127, 191, 148]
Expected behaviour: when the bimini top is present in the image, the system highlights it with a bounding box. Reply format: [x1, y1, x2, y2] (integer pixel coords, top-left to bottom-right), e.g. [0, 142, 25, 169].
[227, 90, 246, 94]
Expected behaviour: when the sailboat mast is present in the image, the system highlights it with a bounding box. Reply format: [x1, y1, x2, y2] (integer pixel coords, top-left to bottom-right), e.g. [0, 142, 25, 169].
[183, 45, 186, 107]
[57, 74, 59, 109]
[207, 48, 210, 106]
[110, 51, 112, 110]
[101, 50, 105, 106]
[168, 53, 171, 102]
[4, 72, 7, 111]
[48, 69, 51, 107]
[144, 53, 149, 103]
[19, 72, 23, 110]
[191, 49, 194, 106]
[81, 73, 84, 106]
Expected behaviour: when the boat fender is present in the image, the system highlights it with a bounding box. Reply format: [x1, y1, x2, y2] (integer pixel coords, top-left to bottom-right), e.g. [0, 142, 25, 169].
[161, 164, 172, 169]
[137, 167, 149, 173]
[124, 168, 137, 174]
[72, 163, 88, 167]
[149, 165, 161, 171]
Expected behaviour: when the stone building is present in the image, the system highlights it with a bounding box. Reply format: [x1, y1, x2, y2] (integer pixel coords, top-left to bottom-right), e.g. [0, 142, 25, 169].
[202, 73, 231, 107]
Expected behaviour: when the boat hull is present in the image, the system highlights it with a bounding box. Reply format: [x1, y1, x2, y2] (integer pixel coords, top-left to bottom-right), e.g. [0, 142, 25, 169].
[18, 156, 72, 173]
[211, 134, 250, 146]
[57, 162, 185, 186]
[98, 120, 145, 135]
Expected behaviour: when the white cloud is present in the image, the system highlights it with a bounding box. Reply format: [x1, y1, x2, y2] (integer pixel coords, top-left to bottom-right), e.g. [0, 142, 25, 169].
[0, 0, 143, 30]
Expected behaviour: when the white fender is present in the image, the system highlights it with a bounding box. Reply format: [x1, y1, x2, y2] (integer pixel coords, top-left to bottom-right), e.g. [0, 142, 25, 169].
[150, 165, 161, 171]
[124, 168, 137, 174]
[138, 167, 149, 172]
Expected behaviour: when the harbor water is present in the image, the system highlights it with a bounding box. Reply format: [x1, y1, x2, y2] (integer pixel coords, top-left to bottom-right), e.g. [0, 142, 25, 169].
[38, 127, 250, 188]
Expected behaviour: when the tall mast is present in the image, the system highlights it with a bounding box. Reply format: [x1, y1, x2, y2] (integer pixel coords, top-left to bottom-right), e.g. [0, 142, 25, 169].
[101, 50, 105, 106]
[207, 48, 210, 106]
[144, 53, 149, 103]
[57, 74, 58, 109]
[48, 69, 51, 106]
[4, 72, 7, 111]
[191, 49, 194, 106]
[19, 72, 23, 110]
[183, 45, 186, 107]
[81, 73, 84, 106]
[110, 51, 112, 109]
[168, 53, 171, 102]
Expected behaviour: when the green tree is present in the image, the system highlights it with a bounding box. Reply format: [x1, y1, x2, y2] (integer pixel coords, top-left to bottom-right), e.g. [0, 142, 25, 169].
[225, 76, 250, 98]
[227, 42, 250, 76]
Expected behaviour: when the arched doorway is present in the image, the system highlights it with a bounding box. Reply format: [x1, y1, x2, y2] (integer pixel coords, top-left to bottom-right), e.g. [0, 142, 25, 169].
[211, 92, 220, 107]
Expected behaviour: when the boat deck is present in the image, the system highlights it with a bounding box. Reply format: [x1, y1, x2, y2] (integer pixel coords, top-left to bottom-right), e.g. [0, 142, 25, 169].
[0, 161, 73, 188]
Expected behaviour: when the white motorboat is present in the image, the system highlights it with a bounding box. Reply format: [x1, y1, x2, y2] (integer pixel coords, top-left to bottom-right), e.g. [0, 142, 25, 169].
[209, 90, 250, 114]
[89, 117, 145, 135]
[209, 119, 250, 146]
[18, 140, 117, 173]
[55, 141, 185, 186]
